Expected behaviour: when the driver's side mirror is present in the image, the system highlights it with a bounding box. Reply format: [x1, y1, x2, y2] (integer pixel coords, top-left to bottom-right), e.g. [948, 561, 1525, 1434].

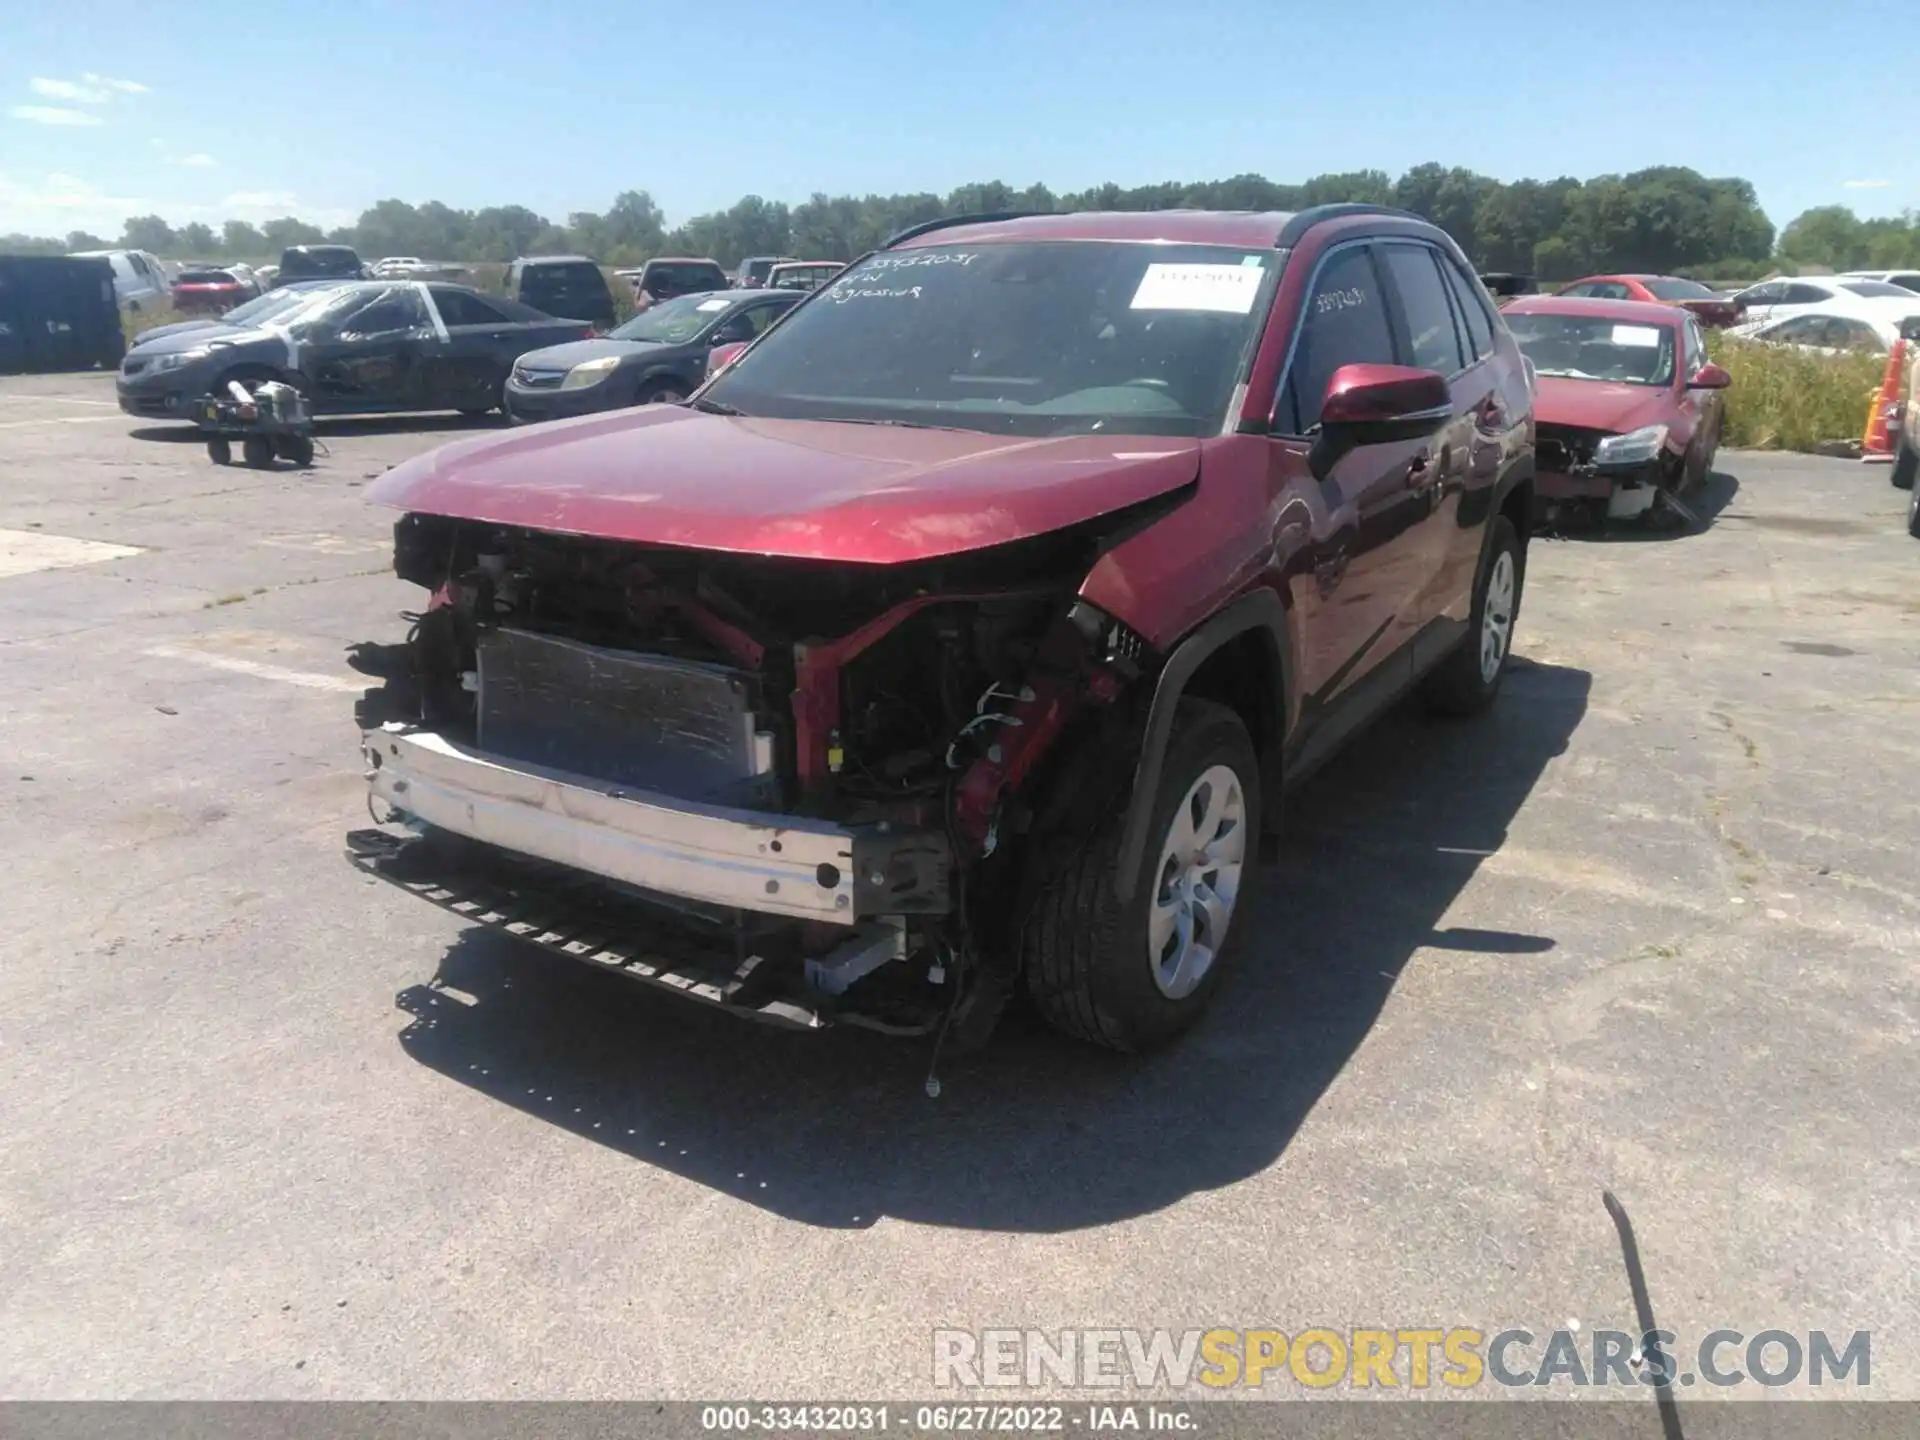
[1307, 363, 1453, 481]
[1688, 362, 1732, 390]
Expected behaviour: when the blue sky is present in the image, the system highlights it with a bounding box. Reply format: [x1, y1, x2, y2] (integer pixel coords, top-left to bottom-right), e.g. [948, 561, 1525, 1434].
[1, 0, 1909, 242]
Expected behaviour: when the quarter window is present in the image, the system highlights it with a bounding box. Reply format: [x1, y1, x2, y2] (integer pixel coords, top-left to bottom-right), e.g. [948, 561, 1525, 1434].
[1280, 244, 1394, 434]
[1383, 244, 1465, 375]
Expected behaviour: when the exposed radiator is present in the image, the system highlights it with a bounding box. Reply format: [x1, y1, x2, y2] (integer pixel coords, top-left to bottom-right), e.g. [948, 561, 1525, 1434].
[477, 628, 774, 804]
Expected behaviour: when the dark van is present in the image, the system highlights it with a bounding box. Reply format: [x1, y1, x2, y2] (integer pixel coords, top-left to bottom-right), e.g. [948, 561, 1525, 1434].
[277, 245, 366, 286]
[0, 254, 125, 374]
[503, 256, 616, 331]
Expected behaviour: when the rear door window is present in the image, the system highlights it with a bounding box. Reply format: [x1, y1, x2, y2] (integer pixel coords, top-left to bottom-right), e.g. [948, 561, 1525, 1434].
[1440, 258, 1497, 360]
[1381, 243, 1465, 375]
[431, 288, 510, 326]
[1278, 243, 1394, 434]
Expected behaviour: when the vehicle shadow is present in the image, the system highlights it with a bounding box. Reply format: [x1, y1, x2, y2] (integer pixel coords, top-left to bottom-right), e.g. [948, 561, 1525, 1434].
[129, 413, 508, 443]
[392, 658, 1589, 1233]
[1542, 469, 1741, 544]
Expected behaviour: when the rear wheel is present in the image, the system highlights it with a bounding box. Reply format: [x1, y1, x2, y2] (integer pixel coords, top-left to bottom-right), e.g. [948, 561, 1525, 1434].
[1022, 699, 1260, 1052]
[241, 435, 274, 468]
[206, 437, 231, 466]
[1892, 427, 1917, 491]
[1422, 515, 1523, 716]
[277, 434, 315, 467]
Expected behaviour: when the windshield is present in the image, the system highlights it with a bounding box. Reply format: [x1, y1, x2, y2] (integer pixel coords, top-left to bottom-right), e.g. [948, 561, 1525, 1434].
[225, 286, 337, 326]
[609, 292, 731, 343]
[1507, 312, 1676, 385]
[1643, 278, 1716, 301]
[1839, 280, 1911, 298]
[704, 241, 1277, 437]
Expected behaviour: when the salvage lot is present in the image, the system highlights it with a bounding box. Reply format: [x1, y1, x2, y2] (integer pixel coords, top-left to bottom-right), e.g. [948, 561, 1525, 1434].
[2, 371, 1918, 1398]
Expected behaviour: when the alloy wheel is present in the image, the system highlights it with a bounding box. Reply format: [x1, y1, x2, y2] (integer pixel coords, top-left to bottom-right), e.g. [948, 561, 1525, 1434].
[1480, 549, 1517, 683]
[1148, 764, 1247, 1000]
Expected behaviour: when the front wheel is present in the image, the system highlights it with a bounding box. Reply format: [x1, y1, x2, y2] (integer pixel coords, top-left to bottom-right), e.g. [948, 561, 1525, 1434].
[636, 379, 687, 406]
[1907, 474, 1920, 538]
[1023, 699, 1261, 1052]
[241, 435, 274, 468]
[206, 437, 231, 466]
[1423, 514, 1523, 716]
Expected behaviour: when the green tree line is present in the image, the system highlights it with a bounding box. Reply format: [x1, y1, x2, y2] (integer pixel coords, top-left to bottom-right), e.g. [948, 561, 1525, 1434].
[7, 163, 1916, 277]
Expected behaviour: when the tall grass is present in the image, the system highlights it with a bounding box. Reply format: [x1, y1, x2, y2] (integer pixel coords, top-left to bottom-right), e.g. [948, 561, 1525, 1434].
[1705, 333, 1888, 452]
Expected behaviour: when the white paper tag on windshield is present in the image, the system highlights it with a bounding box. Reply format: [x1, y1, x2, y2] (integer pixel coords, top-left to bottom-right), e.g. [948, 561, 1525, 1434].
[1612, 324, 1661, 347]
[1130, 264, 1263, 314]
[697, 298, 732, 311]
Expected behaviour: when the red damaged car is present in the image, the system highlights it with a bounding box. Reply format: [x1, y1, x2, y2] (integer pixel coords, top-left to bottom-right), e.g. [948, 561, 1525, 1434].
[1504, 294, 1729, 528]
[169, 266, 257, 313]
[1556, 274, 1744, 329]
[349, 205, 1535, 1051]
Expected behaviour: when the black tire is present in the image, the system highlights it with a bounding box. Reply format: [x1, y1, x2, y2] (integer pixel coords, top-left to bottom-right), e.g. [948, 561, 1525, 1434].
[1893, 428, 1917, 491]
[1422, 514, 1524, 716]
[457, 378, 503, 418]
[242, 435, 275, 468]
[206, 437, 231, 466]
[1023, 699, 1261, 1052]
[277, 435, 315, 467]
[1907, 474, 1920, 538]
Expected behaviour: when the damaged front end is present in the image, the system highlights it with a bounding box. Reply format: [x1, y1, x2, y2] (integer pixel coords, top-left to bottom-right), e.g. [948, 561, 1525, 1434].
[349, 508, 1155, 1037]
[1534, 422, 1675, 527]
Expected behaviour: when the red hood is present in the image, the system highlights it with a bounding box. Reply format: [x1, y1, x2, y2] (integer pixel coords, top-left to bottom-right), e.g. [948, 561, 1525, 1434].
[1532, 376, 1676, 434]
[368, 407, 1201, 564]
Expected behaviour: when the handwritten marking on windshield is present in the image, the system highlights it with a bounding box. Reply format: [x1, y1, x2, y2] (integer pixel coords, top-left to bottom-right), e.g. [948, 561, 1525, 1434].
[830, 286, 923, 303]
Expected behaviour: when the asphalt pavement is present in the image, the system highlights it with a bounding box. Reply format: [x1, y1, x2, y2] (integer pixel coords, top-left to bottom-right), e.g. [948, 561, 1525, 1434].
[1, 373, 1916, 1401]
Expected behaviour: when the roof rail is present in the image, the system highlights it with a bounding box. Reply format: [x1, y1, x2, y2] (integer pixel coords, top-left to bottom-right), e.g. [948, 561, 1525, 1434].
[882, 211, 1044, 248]
[1274, 203, 1424, 247]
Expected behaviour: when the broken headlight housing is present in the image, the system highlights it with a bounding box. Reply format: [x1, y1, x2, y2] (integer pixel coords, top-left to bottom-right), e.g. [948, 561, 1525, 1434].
[1593, 424, 1668, 467]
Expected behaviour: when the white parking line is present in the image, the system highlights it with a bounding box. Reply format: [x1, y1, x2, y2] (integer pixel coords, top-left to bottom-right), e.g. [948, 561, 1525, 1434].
[144, 645, 368, 693]
[0, 529, 144, 579]
[0, 415, 122, 430]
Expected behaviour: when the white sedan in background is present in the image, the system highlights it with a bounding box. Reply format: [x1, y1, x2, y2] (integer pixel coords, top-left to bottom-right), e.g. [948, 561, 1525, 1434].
[1732, 310, 1920, 355]
[1730, 275, 1920, 328]
[1840, 269, 1920, 295]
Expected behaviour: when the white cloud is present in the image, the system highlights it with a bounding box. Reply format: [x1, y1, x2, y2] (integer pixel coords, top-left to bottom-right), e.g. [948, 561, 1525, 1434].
[84, 73, 150, 95]
[9, 105, 105, 126]
[0, 170, 354, 239]
[1843, 179, 1891, 190]
[171, 153, 217, 168]
[30, 76, 111, 103]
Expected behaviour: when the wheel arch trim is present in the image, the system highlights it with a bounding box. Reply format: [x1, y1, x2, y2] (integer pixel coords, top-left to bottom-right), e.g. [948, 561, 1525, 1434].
[1113, 588, 1291, 904]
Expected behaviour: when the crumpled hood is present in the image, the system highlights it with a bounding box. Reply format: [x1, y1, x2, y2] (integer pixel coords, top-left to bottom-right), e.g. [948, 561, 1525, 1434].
[368, 406, 1201, 564]
[1533, 375, 1675, 435]
[516, 337, 658, 371]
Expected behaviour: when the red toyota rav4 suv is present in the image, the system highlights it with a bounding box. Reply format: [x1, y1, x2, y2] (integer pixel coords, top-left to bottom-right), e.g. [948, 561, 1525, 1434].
[350, 205, 1536, 1052]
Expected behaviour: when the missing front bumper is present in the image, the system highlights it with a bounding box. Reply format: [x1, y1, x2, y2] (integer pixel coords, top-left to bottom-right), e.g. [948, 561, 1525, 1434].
[362, 725, 950, 923]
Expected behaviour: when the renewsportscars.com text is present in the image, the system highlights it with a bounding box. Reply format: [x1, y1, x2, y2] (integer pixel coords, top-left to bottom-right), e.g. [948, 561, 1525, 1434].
[932, 1327, 1871, 1391]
